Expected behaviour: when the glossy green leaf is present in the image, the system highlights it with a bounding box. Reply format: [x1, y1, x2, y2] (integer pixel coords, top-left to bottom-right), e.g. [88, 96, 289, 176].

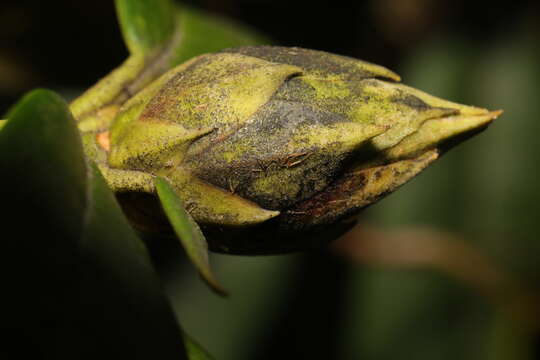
[115, 0, 268, 59]
[115, 0, 176, 54]
[155, 176, 227, 296]
[0, 88, 88, 245]
[169, 5, 270, 67]
[0, 89, 88, 357]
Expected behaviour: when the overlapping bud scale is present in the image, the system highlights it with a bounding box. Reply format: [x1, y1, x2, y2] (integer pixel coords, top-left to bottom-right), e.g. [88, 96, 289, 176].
[104, 46, 499, 252]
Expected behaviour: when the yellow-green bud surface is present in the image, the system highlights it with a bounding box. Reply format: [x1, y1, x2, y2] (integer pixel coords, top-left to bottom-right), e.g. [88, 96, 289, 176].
[76, 46, 501, 254]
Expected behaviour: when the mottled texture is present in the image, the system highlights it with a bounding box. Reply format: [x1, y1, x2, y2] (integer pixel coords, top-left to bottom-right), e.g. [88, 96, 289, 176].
[77, 46, 500, 254]
[222, 46, 401, 82]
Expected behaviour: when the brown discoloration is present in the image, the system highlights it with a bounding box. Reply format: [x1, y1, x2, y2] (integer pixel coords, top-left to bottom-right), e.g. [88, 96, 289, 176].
[288, 171, 367, 221]
[228, 177, 239, 194]
[185, 202, 197, 214]
[391, 93, 430, 111]
[283, 152, 311, 168]
[90, 46, 499, 254]
[222, 46, 401, 82]
[285, 150, 439, 228]
[194, 103, 208, 111]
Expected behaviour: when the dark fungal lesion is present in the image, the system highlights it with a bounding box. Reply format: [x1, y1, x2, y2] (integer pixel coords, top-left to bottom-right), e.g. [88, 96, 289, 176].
[221, 46, 399, 81]
[184, 92, 355, 210]
[391, 93, 432, 111]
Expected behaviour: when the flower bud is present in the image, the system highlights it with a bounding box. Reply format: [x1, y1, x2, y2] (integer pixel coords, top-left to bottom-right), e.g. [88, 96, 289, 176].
[102, 46, 500, 254]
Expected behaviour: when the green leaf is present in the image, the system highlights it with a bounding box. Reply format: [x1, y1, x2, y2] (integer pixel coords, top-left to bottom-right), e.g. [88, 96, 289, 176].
[115, 0, 176, 54]
[115, 0, 268, 59]
[71, 163, 188, 359]
[0, 89, 198, 359]
[170, 5, 270, 67]
[116, 0, 268, 61]
[155, 176, 227, 296]
[74, 1, 269, 121]
[0, 89, 88, 356]
[1, 89, 88, 238]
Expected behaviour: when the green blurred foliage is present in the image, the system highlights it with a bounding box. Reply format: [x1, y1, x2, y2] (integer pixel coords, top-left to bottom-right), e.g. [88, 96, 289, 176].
[342, 23, 540, 360]
[0, 90, 188, 359]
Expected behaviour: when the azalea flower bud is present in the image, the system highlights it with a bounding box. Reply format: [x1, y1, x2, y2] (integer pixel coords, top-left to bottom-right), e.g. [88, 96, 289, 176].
[95, 46, 500, 254]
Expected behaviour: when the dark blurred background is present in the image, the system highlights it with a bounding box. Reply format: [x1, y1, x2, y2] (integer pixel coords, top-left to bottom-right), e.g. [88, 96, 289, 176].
[1, 0, 539, 359]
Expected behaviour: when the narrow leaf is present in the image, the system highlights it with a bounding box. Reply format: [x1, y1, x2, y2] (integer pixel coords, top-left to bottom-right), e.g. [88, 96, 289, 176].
[155, 176, 227, 296]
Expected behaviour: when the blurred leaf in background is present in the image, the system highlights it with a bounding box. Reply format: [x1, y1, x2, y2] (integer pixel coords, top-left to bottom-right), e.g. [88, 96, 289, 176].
[340, 8, 540, 360]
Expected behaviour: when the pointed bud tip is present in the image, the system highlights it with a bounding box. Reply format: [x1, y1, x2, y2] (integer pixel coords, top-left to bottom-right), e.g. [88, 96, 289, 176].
[488, 109, 504, 119]
[456, 108, 503, 127]
[257, 209, 281, 222]
[228, 208, 280, 226]
[456, 105, 503, 119]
